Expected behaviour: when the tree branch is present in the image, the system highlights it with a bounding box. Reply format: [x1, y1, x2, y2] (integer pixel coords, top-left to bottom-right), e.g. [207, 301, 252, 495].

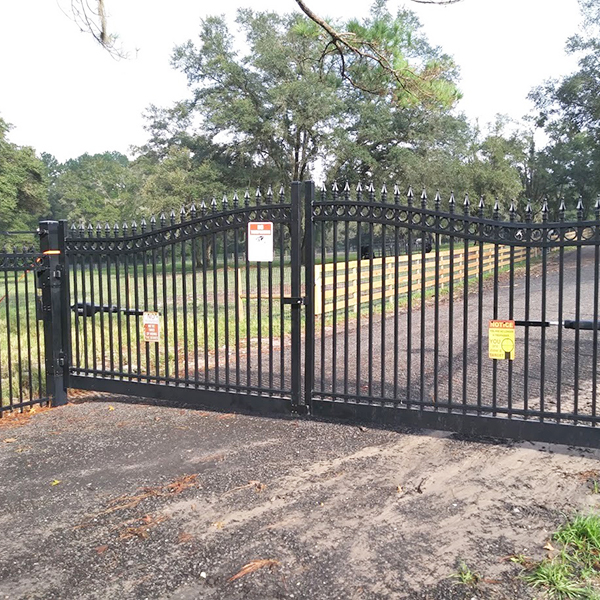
[294, 0, 452, 103]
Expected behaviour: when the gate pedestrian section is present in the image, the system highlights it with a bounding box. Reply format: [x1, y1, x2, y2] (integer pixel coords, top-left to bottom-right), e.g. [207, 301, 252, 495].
[2, 182, 600, 448]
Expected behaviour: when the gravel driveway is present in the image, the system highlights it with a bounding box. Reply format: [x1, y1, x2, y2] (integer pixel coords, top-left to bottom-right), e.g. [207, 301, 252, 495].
[0, 399, 599, 600]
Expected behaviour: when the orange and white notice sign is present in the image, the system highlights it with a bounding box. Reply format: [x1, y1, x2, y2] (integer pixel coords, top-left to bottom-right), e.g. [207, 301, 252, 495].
[488, 320, 515, 360]
[247, 222, 274, 262]
[143, 311, 160, 343]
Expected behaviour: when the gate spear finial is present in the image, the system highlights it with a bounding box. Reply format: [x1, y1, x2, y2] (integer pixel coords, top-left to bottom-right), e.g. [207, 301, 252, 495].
[577, 197, 585, 220]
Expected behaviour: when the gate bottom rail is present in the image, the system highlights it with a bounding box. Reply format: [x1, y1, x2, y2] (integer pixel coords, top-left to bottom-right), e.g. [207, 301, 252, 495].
[310, 398, 600, 448]
[69, 375, 300, 415]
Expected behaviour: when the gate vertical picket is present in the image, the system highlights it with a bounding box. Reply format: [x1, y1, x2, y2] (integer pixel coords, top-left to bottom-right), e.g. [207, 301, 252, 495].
[304, 181, 316, 409]
[289, 182, 304, 410]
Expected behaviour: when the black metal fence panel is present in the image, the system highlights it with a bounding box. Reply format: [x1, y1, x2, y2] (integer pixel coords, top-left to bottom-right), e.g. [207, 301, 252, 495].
[4, 181, 600, 448]
[306, 183, 600, 447]
[0, 236, 48, 415]
[65, 187, 301, 413]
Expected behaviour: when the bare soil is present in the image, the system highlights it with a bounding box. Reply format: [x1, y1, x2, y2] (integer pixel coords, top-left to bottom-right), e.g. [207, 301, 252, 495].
[0, 397, 599, 599]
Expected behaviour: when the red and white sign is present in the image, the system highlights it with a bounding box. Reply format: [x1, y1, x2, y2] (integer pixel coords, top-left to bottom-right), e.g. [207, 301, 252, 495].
[247, 222, 274, 262]
[143, 311, 160, 343]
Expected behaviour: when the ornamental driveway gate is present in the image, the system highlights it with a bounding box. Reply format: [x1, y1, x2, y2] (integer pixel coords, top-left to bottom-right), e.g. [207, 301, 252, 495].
[65, 187, 304, 414]
[304, 181, 600, 447]
[6, 181, 600, 448]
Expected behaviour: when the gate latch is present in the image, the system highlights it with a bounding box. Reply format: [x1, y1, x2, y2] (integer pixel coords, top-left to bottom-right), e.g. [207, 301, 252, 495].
[282, 297, 306, 306]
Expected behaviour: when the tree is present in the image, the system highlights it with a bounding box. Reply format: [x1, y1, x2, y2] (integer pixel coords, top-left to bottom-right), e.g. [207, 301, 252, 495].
[0, 118, 49, 232]
[144, 5, 460, 187]
[132, 146, 227, 216]
[46, 151, 137, 224]
[530, 0, 600, 214]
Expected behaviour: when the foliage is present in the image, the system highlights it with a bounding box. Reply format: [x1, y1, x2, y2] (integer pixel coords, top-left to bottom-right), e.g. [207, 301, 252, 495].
[450, 561, 479, 586]
[144, 3, 461, 187]
[132, 147, 227, 217]
[0, 117, 49, 232]
[530, 0, 600, 214]
[45, 151, 137, 225]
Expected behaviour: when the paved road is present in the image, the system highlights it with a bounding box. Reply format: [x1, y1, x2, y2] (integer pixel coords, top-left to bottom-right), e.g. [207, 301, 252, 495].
[312, 247, 600, 423]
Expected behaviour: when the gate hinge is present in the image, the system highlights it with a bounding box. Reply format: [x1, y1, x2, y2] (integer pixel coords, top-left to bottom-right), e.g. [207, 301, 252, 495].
[282, 297, 306, 306]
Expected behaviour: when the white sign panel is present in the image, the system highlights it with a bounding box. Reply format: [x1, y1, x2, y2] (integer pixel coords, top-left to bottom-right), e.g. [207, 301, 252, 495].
[143, 311, 160, 343]
[247, 222, 274, 262]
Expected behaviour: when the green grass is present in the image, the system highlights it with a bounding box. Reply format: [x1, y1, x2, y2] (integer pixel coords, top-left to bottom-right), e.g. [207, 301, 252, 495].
[522, 514, 600, 599]
[0, 269, 46, 407]
[0, 243, 544, 404]
[451, 561, 480, 586]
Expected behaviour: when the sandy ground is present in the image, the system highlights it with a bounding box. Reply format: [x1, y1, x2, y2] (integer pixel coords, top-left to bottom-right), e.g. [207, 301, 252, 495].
[0, 398, 599, 599]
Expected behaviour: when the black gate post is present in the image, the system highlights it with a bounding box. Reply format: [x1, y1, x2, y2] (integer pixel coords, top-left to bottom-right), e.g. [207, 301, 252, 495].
[38, 220, 68, 407]
[304, 181, 315, 409]
[290, 182, 304, 411]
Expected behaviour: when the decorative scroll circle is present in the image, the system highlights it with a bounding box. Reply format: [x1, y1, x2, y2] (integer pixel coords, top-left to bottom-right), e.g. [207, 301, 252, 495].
[531, 229, 543, 242]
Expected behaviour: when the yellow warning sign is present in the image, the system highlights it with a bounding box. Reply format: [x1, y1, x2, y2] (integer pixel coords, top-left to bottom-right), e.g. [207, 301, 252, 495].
[489, 320, 515, 360]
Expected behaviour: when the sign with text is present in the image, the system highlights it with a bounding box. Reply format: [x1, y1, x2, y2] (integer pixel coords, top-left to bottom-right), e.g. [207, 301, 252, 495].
[488, 320, 515, 360]
[143, 311, 161, 343]
[247, 222, 274, 262]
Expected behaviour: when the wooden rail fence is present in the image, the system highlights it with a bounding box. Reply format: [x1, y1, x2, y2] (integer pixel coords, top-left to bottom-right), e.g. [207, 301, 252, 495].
[238, 244, 529, 317]
[313, 244, 528, 316]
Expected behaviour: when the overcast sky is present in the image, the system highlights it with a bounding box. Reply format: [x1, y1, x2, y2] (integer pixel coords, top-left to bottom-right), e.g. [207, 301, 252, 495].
[0, 0, 583, 161]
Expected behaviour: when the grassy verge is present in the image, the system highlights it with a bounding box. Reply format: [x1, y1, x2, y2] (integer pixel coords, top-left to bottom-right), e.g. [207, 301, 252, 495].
[521, 514, 600, 599]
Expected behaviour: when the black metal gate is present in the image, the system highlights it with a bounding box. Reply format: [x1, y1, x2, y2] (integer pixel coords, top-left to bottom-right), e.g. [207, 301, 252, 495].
[305, 182, 600, 447]
[64, 186, 304, 414]
[5, 181, 600, 448]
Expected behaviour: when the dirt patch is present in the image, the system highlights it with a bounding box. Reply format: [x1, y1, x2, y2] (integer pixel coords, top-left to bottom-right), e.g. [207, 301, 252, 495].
[0, 401, 598, 599]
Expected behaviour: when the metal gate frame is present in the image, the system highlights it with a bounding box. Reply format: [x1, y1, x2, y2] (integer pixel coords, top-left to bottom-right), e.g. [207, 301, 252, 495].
[63, 186, 305, 415]
[303, 181, 600, 448]
[5, 182, 600, 449]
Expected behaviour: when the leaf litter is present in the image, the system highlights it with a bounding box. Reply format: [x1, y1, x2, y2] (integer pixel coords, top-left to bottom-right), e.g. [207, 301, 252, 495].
[76, 474, 199, 534]
[100, 473, 199, 516]
[227, 559, 280, 583]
